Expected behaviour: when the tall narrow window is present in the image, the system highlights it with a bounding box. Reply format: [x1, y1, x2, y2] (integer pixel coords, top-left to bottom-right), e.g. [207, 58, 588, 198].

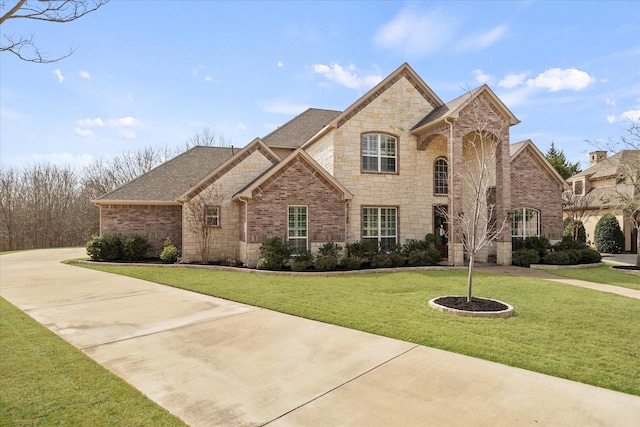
[205, 206, 220, 227]
[288, 206, 308, 254]
[362, 207, 397, 251]
[434, 157, 448, 195]
[362, 133, 397, 173]
[511, 208, 540, 239]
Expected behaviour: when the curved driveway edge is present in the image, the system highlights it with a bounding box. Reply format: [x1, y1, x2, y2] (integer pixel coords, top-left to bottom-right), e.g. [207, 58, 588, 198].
[2, 248, 639, 426]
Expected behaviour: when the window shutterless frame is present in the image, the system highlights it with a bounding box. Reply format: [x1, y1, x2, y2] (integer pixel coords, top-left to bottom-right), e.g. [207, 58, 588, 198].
[288, 205, 308, 254]
[361, 133, 398, 174]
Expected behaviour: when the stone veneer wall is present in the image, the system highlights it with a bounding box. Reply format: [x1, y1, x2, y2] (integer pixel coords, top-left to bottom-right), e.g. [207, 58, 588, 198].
[99, 204, 182, 256]
[321, 76, 438, 245]
[511, 145, 564, 241]
[243, 155, 347, 267]
[182, 149, 276, 263]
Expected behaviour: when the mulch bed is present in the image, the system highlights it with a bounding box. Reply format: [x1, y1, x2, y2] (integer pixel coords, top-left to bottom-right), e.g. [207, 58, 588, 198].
[434, 296, 508, 312]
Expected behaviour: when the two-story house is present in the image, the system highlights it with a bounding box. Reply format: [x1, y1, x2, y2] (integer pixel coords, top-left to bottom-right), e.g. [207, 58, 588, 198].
[94, 63, 566, 267]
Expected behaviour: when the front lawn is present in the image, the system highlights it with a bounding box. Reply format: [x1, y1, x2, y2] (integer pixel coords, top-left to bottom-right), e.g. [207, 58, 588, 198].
[0, 297, 187, 427]
[78, 264, 640, 396]
[542, 263, 640, 291]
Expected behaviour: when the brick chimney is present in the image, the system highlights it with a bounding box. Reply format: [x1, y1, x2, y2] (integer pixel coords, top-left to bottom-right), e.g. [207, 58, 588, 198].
[589, 151, 607, 167]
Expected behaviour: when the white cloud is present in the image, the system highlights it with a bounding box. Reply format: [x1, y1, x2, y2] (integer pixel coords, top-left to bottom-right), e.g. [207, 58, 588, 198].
[526, 68, 596, 92]
[31, 152, 95, 167]
[53, 69, 65, 83]
[277, 61, 284, 68]
[108, 116, 142, 128]
[606, 115, 617, 124]
[204, 76, 214, 82]
[74, 128, 93, 137]
[191, 64, 205, 75]
[312, 63, 382, 90]
[498, 72, 527, 89]
[237, 123, 247, 131]
[80, 70, 91, 79]
[374, 7, 458, 57]
[605, 98, 616, 106]
[457, 25, 507, 51]
[472, 69, 492, 84]
[77, 118, 105, 127]
[622, 109, 640, 121]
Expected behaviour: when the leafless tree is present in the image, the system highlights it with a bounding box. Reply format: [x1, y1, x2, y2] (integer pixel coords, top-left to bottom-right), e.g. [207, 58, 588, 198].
[183, 184, 228, 264]
[562, 190, 597, 241]
[0, 167, 25, 250]
[183, 127, 232, 151]
[1, 0, 109, 63]
[594, 122, 640, 267]
[439, 95, 510, 302]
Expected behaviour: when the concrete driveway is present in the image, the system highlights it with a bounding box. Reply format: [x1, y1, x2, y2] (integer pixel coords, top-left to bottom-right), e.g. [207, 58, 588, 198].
[1, 248, 639, 426]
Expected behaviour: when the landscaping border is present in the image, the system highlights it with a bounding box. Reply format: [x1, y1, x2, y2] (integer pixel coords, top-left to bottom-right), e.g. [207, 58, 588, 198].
[530, 262, 603, 270]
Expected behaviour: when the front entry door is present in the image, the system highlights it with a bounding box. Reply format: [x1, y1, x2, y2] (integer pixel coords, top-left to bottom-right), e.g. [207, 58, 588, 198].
[434, 206, 448, 259]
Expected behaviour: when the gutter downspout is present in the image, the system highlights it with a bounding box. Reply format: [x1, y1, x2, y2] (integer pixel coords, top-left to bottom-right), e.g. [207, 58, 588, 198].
[238, 196, 249, 266]
[445, 117, 455, 266]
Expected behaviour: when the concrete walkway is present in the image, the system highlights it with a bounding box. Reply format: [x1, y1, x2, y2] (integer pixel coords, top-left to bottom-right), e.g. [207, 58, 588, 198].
[1, 248, 639, 427]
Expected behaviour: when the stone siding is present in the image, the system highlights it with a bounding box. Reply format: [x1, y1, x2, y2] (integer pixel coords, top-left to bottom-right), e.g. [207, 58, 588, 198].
[182, 149, 275, 263]
[511, 146, 564, 241]
[99, 204, 182, 256]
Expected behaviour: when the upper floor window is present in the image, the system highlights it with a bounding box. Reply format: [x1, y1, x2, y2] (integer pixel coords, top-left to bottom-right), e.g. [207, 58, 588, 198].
[205, 206, 220, 227]
[573, 180, 584, 196]
[434, 157, 448, 195]
[288, 205, 308, 254]
[511, 208, 540, 239]
[362, 133, 397, 173]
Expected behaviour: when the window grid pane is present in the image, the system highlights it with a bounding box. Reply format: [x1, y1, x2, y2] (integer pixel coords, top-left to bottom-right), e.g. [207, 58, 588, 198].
[434, 158, 448, 195]
[362, 207, 397, 250]
[362, 134, 397, 173]
[288, 206, 307, 253]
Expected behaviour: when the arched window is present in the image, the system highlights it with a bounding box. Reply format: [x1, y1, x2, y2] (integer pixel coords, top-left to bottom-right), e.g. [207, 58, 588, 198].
[434, 157, 448, 195]
[511, 208, 540, 239]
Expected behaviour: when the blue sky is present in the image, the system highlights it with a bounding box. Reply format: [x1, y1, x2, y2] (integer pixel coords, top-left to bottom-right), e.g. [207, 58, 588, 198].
[1, 1, 639, 170]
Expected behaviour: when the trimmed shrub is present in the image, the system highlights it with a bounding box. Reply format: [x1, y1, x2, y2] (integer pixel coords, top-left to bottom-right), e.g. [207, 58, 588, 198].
[258, 236, 291, 270]
[563, 218, 587, 244]
[315, 255, 338, 271]
[402, 238, 430, 256]
[594, 214, 625, 254]
[345, 240, 379, 260]
[371, 254, 393, 268]
[543, 250, 571, 265]
[512, 236, 550, 259]
[85, 234, 104, 261]
[407, 247, 442, 266]
[291, 250, 313, 271]
[318, 242, 342, 259]
[159, 237, 178, 263]
[553, 235, 587, 251]
[121, 235, 150, 261]
[512, 248, 540, 267]
[579, 248, 602, 264]
[339, 257, 362, 270]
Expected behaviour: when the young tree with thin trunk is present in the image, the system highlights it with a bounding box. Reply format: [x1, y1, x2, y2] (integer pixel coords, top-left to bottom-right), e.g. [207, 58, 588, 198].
[184, 184, 228, 264]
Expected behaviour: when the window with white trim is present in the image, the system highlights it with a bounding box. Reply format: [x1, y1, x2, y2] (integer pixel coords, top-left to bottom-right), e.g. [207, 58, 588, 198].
[511, 208, 540, 239]
[434, 157, 448, 195]
[362, 207, 397, 251]
[288, 205, 308, 254]
[362, 133, 397, 173]
[205, 206, 220, 227]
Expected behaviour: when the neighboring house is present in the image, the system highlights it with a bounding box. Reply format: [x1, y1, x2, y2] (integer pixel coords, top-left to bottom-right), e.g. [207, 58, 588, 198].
[566, 150, 640, 253]
[94, 63, 565, 267]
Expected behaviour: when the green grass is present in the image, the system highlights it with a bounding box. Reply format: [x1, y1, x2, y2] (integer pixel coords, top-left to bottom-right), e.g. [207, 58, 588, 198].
[542, 263, 640, 291]
[78, 264, 640, 396]
[0, 297, 187, 427]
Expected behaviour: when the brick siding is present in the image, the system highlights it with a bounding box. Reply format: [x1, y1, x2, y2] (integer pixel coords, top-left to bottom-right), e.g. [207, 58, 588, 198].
[100, 204, 182, 256]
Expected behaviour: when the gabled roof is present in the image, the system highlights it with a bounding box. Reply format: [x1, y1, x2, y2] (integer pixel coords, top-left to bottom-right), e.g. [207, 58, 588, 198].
[411, 85, 520, 133]
[511, 139, 569, 189]
[569, 150, 640, 181]
[94, 146, 235, 204]
[262, 108, 341, 149]
[303, 63, 444, 148]
[178, 138, 280, 202]
[234, 149, 353, 200]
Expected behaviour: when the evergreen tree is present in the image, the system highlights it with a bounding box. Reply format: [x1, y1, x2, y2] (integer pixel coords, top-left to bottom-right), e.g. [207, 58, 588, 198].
[546, 142, 582, 179]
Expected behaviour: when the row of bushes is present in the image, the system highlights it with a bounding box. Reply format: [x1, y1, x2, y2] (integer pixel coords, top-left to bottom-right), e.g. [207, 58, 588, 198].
[257, 237, 442, 271]
[86, 235, 178, 263]
[512, 236, 602, 267]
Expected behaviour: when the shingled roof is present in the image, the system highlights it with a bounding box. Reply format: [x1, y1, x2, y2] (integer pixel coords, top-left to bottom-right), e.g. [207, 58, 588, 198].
[95, 146, 235, 203]
[570, 150, 640, 181]
[262, 108, 341, 149]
